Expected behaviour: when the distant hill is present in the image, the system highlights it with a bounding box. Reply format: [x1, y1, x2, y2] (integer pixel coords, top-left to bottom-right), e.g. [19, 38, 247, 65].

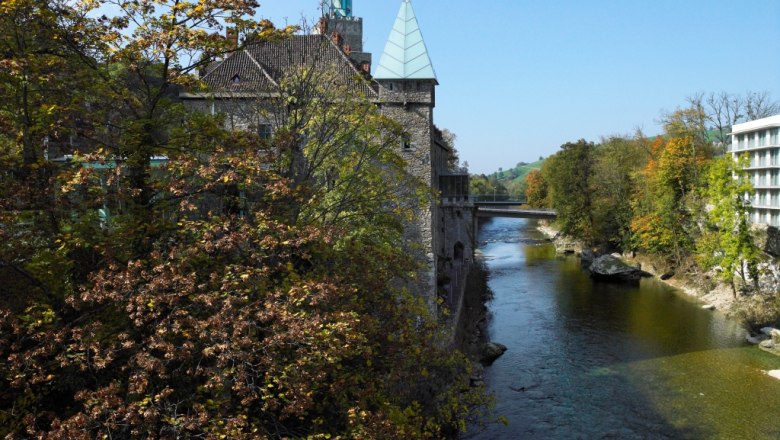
[488, 160, 544, 183]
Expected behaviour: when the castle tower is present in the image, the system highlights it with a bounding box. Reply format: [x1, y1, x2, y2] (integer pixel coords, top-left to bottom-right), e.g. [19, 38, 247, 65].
[375, 0, 442, 312]
[319, 0, 371, 68]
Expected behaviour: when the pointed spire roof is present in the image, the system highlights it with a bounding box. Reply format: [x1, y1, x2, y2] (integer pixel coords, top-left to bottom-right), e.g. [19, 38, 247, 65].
[374, 0, 437, 81]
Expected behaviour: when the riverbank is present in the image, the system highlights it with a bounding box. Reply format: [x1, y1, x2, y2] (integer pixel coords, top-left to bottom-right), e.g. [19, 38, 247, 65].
[467, 216, 780, 438]
[536, 221, 738, 314]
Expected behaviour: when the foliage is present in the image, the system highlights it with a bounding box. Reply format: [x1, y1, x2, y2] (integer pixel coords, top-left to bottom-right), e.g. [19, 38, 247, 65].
[542, 140, 596, 243]
[0, 2, 489, 438]
[589, 136, 648, 250]
[630, 112, 713, 265]
[524, 169, 547, 208]
[697, 154, 761, 296]
[469, 174, 508, 200]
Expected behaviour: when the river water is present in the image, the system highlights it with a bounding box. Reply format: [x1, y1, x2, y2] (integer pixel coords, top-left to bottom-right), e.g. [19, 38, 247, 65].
[465, 217, 780, 440]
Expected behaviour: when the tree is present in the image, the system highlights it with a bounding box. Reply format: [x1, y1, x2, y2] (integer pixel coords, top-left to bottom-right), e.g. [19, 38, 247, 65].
[745, 91, 780, 121]
[590, 136, 647, 250]
[438, 127, 461, 171]
[0, 17, 490, 437]
[631, 119, 711, 265]
[542, 140, 596, 242]
[689, 91, 779, 152]
[697, 154, 761, 297]
[524, 169, 547, 208]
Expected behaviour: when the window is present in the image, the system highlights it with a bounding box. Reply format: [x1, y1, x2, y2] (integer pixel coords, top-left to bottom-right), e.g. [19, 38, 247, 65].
[738, 134, 746, 149]
[772, 128, 780, 145]
[748, 133, 756, 148]
[258, 124, 272, 140]
[759, 130, 767, 146]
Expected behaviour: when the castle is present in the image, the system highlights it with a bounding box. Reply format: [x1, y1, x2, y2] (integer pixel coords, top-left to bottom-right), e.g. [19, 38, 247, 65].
[181, 0, 474, 317]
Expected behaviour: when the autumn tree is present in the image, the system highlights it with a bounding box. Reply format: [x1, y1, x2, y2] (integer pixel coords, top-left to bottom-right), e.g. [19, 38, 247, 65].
[631, 108, 713, 265]
[524, 169, 548, 207]
[1, 11, 490, 438]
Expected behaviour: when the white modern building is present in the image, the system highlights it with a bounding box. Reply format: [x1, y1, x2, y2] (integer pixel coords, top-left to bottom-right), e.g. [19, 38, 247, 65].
[731, 115, 780, 226]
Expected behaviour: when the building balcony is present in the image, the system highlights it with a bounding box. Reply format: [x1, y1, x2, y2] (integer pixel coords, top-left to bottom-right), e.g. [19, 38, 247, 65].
[730, 143, 780, 153]
[750, 204, 780, 210]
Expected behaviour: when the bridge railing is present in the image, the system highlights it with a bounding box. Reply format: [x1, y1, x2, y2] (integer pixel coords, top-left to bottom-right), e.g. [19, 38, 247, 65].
[471, 194, 527, 204]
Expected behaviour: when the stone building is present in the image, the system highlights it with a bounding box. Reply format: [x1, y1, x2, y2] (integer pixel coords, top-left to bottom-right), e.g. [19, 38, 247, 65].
[180, 0, 473, 316]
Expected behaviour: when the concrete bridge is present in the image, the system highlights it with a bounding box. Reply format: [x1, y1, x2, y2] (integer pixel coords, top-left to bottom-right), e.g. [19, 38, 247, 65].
[476, 207, 557, 219]
[469, 198, 558, 219]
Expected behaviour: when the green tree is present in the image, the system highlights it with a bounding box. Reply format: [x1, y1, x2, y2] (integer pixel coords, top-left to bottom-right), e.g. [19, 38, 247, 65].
[590, 136, 647, 250]
[543, 139, 596, 242]
[697, 154, 761, 297]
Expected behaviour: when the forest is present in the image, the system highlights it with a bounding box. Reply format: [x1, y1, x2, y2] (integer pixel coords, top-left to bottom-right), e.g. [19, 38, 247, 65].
[524, 92, 780, 327]
[0, 0, 490, 437]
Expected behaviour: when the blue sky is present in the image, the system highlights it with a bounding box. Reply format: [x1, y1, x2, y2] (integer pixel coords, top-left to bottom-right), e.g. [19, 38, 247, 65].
[256, 1, 780, 174]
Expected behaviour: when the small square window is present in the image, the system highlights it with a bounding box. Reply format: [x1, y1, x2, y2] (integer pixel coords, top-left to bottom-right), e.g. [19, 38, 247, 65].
[258, 124, 272, 140]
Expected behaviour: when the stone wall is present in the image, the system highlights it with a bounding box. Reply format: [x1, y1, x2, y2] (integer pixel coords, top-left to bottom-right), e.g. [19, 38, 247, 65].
[377, 80, 475, 316]
[377, 96, 438, 312]
[184, 81, 476, 319]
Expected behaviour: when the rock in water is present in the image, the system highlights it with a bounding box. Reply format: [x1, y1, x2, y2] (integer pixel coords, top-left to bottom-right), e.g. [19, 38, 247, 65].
[481, 342, 508, 365]
[580, 248, 596, 265]
[588, 255, 652, 282]
[767, 370, 780, 380]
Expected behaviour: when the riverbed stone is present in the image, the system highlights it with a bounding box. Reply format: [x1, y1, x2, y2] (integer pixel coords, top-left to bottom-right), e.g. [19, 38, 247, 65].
[588, 255, 652, 282]
[481, 342, 507, 365]
[580, 248, 596, 264]
[747, 334, 769, 344]
[771, 329, 780, 343]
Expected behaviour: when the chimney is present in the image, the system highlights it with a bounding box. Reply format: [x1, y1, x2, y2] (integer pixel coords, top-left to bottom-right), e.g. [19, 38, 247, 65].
[226, 28, 239, 54]
[315, 17, 328, 35]
[330, 31, 343, 47]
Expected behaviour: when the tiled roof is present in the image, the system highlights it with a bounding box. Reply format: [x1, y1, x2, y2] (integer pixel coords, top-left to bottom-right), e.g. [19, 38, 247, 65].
[202, 49, 276, 93]
[202, 35, 376, 97]
[374, 0, 436, 81]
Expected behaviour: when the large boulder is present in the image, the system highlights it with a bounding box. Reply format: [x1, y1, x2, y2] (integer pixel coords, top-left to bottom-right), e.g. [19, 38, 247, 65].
[588, 255, 652, 282]
[481, 342, 508, 365]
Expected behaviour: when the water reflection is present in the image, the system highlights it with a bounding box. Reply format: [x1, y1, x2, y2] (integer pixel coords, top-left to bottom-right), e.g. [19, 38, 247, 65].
[466, 217, 780, 439]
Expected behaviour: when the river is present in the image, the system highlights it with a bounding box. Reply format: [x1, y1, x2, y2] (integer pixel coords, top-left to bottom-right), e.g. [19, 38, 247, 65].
[465, 217, 780, 440]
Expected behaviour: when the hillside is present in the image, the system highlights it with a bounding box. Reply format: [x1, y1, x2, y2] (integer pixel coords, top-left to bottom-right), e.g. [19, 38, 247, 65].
[490, 159, 544, 183]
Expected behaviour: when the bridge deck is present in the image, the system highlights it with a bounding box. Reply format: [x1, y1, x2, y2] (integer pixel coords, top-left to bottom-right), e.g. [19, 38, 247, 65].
[476, 207, 557, 219]
[472, 200, 528, 206]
